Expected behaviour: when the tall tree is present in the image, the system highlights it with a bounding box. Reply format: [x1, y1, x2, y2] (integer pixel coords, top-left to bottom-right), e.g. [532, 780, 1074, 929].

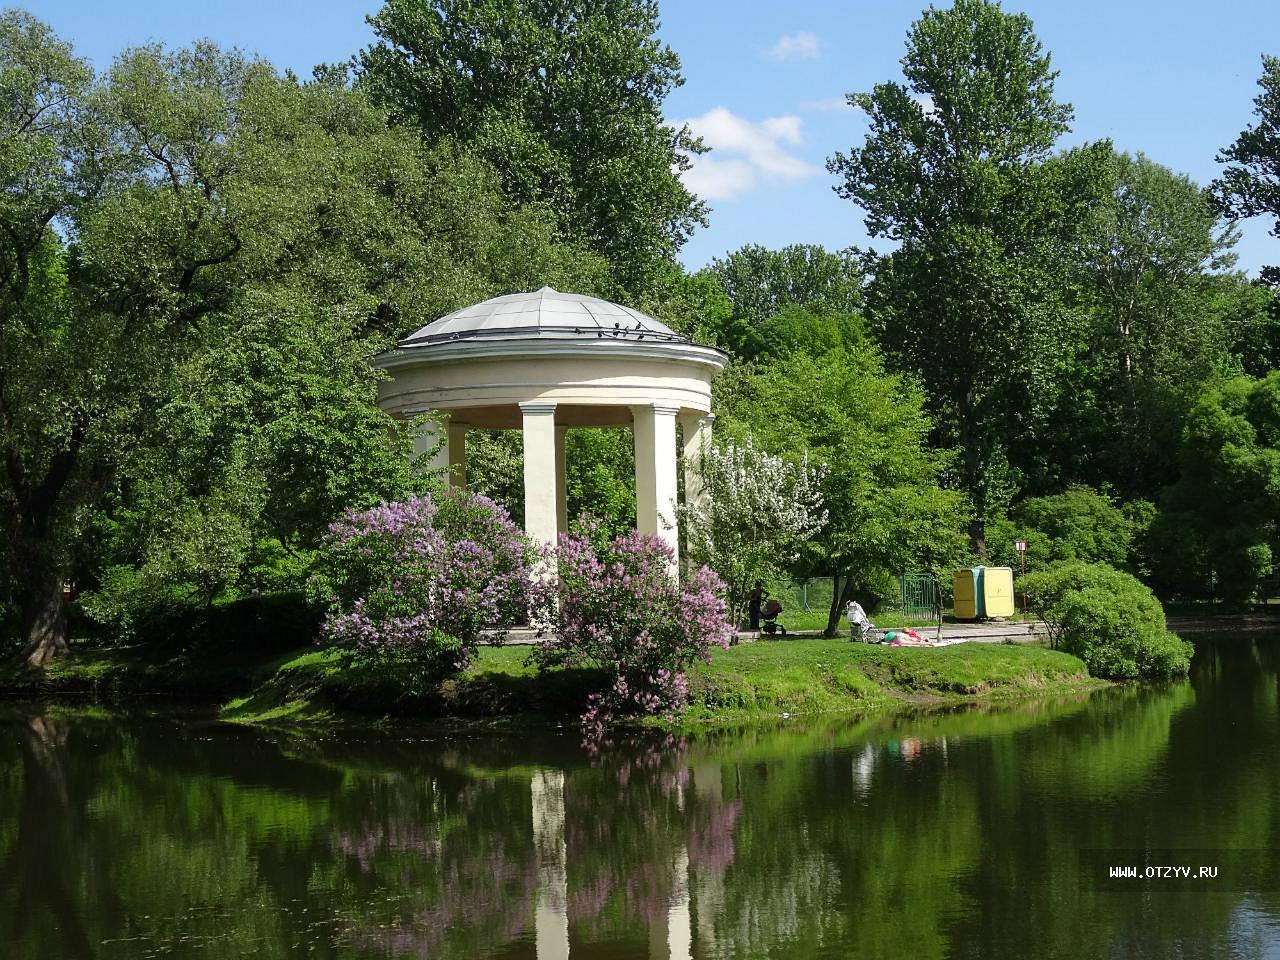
[0, 18, 605, 665]
[1045, 149, 1266, 498]
[0, 14, 131, 665]
[828, 0, 1099, 554]
[1154, 372, 1280, 604]
[1214, 54, 1280, 284]
[356, 0, 706, 295]
[702, 243, 864, 360]
[709, 243, 863, 323]
[719, 343, 968, 636]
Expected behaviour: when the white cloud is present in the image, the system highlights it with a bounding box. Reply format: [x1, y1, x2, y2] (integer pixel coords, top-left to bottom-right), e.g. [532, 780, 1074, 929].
[681, 156, 757, 202]
[679, 107, 819, 202]
[769, 32, 821, 61]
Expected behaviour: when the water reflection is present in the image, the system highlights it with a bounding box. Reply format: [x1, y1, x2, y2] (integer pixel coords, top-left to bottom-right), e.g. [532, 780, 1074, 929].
[1, 637, 1279, 958]
[533, 769, 568, 960]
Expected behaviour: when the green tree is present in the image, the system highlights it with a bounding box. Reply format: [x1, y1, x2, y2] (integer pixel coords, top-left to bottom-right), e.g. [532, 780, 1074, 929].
[1213, 54, 1280, 284]
[461, 428, 636, 536]
[1058, 149, 1268, 498]
[828, 0, 1101, 554]
[1156, 372, 1280, 604]
[721, 344, 968, 636]
[730, 304, 865, 364]
[356, 0, 706, 294]
[0, 19, 603, 664]
[705, 243, 863, 356]
[985, 486, 1144, 572]
[1224, 280, 1280, 378]
[638, 263, 733, 346]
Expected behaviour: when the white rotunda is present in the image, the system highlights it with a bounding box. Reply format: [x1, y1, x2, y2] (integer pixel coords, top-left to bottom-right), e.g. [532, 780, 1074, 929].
[375, 287, 727, 571]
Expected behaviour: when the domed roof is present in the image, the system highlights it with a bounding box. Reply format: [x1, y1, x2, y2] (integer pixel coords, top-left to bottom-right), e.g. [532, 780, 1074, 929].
[398, 287, 684, 347]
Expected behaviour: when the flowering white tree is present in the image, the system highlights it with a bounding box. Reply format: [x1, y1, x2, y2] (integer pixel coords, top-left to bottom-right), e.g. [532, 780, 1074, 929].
[680, 437, 827, 626]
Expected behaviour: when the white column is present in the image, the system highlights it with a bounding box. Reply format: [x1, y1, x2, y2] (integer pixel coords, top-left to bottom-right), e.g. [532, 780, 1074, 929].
[634, 403, 681, 575]
[532, 769, 569, 960]
[447, 420, 468, 488]
[410, 411, 450, 478]
[678, 412, 714, 513]
[521, 401, 560, 551]
[555, 425, 569, 535]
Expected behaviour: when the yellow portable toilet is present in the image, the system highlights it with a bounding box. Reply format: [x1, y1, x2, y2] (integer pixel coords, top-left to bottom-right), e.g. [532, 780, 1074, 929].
[981, 567, 1016, 618]
[953, 568, 981, 620]
[952, 566, 1016, 620]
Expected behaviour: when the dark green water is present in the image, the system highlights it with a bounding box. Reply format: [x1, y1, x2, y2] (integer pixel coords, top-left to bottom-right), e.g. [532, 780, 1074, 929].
[3, 636, 1280, 959]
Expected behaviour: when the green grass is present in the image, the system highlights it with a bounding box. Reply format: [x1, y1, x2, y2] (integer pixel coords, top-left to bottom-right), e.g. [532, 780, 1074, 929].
[4, 630, 1097, 730]
[681, 639, 1096, 723]
[217, 638, 1095, 728]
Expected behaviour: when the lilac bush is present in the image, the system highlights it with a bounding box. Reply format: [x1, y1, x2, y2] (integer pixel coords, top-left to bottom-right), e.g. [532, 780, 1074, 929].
[313, 490, 536, 685]
[530, 522, 734, 735]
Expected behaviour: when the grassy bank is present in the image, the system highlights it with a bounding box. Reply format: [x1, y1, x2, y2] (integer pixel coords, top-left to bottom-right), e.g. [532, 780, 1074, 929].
[1, 635, 1101, 727]
[681, 640, 1099, 722]
[221, 638, 1099, 726]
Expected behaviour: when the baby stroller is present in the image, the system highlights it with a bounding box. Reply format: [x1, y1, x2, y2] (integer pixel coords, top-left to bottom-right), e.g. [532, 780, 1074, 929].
[760, 597, 787, 636]
[846, 601, 881, 643]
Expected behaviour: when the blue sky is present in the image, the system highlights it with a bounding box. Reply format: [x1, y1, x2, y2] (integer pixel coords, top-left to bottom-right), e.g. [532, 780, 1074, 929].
[25, 0, 1280, 276]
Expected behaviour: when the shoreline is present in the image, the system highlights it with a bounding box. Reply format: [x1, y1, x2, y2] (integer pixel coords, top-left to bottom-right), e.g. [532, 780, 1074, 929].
[6, 614, 1272, 731]
[1, 637, 1107, 731]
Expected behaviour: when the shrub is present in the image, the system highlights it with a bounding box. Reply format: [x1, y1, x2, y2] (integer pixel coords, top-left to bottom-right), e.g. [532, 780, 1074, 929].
[986, 486, 1142, 571]
[531, 523, 734, 733]
[311, 490, 536, 687]
[1020, 561, 1193, 680]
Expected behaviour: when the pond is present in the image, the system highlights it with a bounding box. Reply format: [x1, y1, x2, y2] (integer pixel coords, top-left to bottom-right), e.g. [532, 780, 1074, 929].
[3, 635, 1280, 959]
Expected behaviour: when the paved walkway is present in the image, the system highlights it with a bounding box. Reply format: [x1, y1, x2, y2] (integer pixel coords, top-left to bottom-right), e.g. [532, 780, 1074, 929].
[492, 620, 1050, 646]
[743, 619, 1050, 645]
[491, 613, 1279, 647]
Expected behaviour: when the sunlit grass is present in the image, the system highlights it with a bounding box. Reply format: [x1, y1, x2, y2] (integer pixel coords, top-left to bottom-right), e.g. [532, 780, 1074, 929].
[14, 631, 1096, 729]
[681, 638, 1094, 722]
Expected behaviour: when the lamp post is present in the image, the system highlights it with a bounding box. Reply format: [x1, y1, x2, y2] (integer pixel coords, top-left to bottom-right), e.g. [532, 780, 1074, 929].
[1014, 539, 1028, 613]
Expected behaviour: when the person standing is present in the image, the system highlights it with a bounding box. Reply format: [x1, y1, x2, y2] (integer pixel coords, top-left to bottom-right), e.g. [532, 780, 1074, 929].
[747, 580, 765, 630]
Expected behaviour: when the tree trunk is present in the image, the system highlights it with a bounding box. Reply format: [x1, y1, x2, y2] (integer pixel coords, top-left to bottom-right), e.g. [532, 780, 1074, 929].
[19, 564, 68, 667]
[824, 573, 856, 638]
[969, 517, 987, 560]
[4, 417, 86, 668]
[958, 391, 987, 561]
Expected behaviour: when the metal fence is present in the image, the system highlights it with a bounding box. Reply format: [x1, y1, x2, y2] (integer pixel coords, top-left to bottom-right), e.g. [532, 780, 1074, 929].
[774, 578, 834, 613]
[897, 573, 939, 619]
[777, 574, 939, 619]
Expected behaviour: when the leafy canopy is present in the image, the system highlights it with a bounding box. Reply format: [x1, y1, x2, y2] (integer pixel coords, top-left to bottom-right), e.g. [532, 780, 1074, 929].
[0, 14, 606, 661]
[719, 340, 968, 634]
[1214, 55, 1280, 283]
[829, 0, 1101, 549]
[356, 0, 706, 295]
[1047, 147, 1269, 498]
[705, 243, 864, 358]
[1156, 372, 1280, 603]
[985, 486, 1142, 572]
